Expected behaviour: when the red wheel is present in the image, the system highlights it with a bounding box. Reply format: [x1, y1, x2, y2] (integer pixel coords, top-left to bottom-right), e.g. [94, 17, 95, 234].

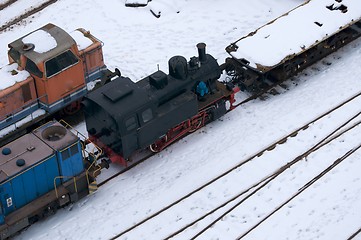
[63, 100, 81, 115]
[149, 135, 168, 153]
[188, 118, 202, 133]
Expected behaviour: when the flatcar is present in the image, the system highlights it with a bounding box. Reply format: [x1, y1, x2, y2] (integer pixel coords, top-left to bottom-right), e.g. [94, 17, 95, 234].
[225, 0, 361, 92]
[83, 43, 237, 166]
[0, 23, 116, 147]
[0, 120, 104, 239]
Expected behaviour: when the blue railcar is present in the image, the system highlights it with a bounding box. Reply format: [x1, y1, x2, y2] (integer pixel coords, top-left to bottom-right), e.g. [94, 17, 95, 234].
[0, 121, 95, 239]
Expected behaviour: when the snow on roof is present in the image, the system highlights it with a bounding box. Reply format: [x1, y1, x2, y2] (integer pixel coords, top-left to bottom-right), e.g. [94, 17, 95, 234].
[229, 0, 361, 69]
[125, 0, 149, 6]
[70, 30, 94, 50]
[0, 63, 30, 90]
[22, 29, 57, 53]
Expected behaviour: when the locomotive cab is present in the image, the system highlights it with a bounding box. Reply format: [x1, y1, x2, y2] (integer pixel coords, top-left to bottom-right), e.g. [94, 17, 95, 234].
[8, 24, 86, 114]
[6, 23, 107, 118]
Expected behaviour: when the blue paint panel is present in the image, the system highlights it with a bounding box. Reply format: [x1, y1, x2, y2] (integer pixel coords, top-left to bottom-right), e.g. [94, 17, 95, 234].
[85, 66, 107, 83]
[0, 183, 15, 216]
[57, 142, 84, 182]
[43, 156, 61, 189]
[22, 170, 37, 203]
[11, 177, 26, 209]
[34, 162, 49, 197]
[2, 155, 61, 217]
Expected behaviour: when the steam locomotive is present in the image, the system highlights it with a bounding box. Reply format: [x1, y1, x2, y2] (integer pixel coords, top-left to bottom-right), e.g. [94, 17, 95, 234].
[83, 43, 236, 166]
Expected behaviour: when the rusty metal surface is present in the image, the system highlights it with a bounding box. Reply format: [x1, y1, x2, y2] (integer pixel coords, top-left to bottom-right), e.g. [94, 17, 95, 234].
[0, 133, 54, 183]
[32, 121, 78, 151]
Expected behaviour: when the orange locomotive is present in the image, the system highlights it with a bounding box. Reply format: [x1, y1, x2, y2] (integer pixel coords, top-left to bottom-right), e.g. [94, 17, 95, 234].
[0, 23, 111, 145]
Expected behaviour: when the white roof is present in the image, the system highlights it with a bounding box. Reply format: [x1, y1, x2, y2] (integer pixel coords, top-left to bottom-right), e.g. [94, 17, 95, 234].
[0, 63, 30, 90]
[125, 0, 148, 5]
[228, 0, 361, 69]
[70, 30, 93, 51]
[22, 29, 57, 53]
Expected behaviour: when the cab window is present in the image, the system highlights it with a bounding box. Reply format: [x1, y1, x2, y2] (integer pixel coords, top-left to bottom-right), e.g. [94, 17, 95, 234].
[45, 50, 78, 78]
[141, 108, 153, 123]
[25, 59, 43, 78]
[8, 48, 20, 63]
[125, 116, 138, 132]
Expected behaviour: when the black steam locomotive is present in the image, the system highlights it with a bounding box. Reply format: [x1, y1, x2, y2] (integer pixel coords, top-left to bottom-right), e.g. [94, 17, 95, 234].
[83, 43, 234, 166]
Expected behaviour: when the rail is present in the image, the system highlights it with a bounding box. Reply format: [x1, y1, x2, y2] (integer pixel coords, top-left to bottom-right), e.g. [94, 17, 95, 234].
[0, 0, 58, 32]
[109, 94, 361, 239]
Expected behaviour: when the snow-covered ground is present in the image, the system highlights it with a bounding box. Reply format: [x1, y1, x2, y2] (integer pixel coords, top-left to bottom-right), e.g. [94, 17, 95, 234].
[0, 0, 360, 239]
[0, 0, 51, 27]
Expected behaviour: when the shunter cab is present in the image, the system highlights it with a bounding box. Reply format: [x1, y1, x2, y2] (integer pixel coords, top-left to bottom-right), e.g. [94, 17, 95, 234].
[7, 23, 106, 114]
[0, 23, 107, 132]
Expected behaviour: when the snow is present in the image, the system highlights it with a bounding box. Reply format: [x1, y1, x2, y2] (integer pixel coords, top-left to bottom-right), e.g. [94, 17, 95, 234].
[69, 30, 93, 51]
[125, 0, 149, 6]
[22, 29, 57, 53]
[0, 0, 51, 28]
[230, 0, 361, 69]
[0, 63, 30, 90]
[0, 0, 360, 239]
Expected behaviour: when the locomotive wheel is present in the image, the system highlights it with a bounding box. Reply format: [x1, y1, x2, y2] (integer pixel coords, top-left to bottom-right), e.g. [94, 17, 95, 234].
[188, 118, 203, 133]
[149, 135, 168, 153]
[63, 100, 81, 115]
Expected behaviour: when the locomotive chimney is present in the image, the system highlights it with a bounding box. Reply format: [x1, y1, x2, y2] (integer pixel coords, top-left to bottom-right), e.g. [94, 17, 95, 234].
[197, 42, 207, 62]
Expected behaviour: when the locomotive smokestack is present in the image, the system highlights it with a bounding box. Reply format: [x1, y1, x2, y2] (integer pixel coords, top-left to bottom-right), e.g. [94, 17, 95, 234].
[197, 42, 207, 62]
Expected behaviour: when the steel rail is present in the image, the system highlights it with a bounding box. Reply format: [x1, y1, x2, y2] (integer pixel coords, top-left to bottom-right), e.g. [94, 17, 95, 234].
[168, 113, 361, 239]
[0, 0, 17, 11]
[236, 144, 361, 239]
[0, 0, 57, 32]
[109, 93, 361, 240]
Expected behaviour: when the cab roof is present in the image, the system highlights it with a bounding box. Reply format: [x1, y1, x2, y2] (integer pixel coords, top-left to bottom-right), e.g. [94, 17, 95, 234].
[8, 23, 76, 65]
[84, 76, 149, 121]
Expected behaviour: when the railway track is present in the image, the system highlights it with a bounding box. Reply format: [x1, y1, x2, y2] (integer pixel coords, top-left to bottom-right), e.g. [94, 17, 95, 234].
[162, 114, 361, 240]
[0, 0, 57, 32]
[107, 92, 361, 239]
[234, 144, 361, 240]
[348, 227, 361, 240]
[165, 115, 361, 239]
[187, 137, 361, 239]
[0, 0, 17, 11]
